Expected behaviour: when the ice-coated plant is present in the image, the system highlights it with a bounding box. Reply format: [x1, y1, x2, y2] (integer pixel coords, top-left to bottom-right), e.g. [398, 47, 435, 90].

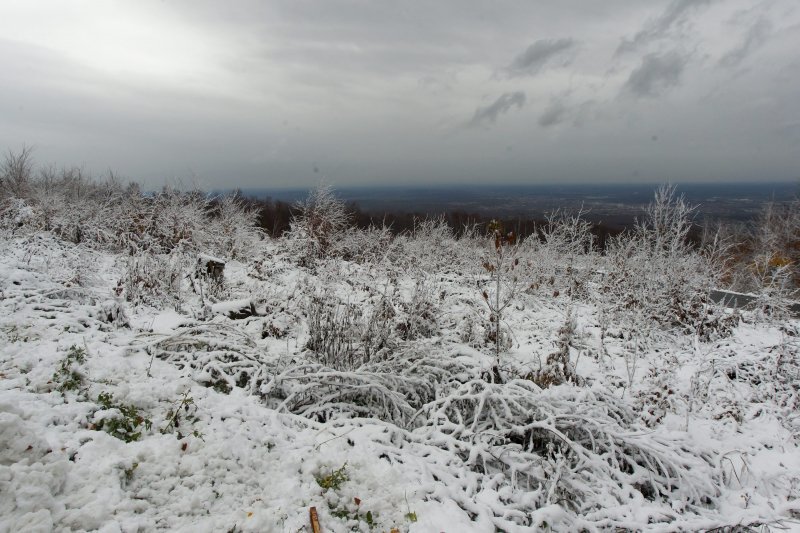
[480, 219, 522, 382]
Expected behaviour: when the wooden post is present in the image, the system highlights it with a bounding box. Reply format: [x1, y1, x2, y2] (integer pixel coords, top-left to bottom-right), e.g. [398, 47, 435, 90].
[309, 506, 321, 533]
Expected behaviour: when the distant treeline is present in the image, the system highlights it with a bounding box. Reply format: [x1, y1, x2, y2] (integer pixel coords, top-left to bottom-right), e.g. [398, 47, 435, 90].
[235, 195, 645, 250]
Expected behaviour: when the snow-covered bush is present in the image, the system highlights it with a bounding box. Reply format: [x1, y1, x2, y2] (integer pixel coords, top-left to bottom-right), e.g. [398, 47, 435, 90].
[0, 198, 35, 230]
[98, 296, 131, 328]
[145, 187, 212, 253]
[304, 288, 396, 371]
[262, 346, 473, 425]
[527, 208, 596, 301]
[0, 146, 34, 201]
[50, 169, 119, 245]
[396, 276, 440, 340]
[332, 224, 395, 265]
[208, 193, 263, 261]
[415, 379, 725, 530]
[287, 182, 350, 266]
[305, 290, 362, 370]
[1, 150, 264, 264]
[121, 250, 191, 310]
[395, 216, 470, 273]
[529, 310, 581, 388]
[602, 185, 720, 334]
[131, 322, 269, 394]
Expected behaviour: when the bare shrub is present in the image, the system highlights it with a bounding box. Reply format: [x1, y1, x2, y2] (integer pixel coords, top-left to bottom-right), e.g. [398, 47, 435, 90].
[305, 291, 362, 370]
[602, 185, 719, 333]
[146, 187, 212, 253]
[396, 216, 467, 273]
[210, 193, 263, 260]
[480, 220, 523, 381]
[396, 276, 439, 340]
[413, 379, 723, 529]
[333, 224, 395, 264]
[530, 208, 596, 300]
[0, 146, 34, 200]
[750, 199, 800, 293]
[304, 287, 396, 371]
[741, 201, 800, 315]
[131, 323, 269, 394]
[289, 182, 350, 265]
[262, 347, 473, 425]
[530, 310, 581, 388]
[122, 250, 190, 310]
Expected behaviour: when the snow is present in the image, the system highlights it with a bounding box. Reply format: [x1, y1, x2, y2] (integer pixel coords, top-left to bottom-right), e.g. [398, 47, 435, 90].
[210, 298, 253, 315]
[1, 227, 799, 532]
[148, 311, 192, 335]
[197, 253, 225, 265]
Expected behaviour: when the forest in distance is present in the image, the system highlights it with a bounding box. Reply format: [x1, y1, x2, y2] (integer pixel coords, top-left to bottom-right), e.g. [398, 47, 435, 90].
[233, 180, 797, 228]
[228, 181, 797, 260]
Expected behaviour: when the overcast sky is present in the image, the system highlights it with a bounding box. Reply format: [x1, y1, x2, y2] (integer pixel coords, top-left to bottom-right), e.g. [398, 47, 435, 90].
[1, 0, 799, 189]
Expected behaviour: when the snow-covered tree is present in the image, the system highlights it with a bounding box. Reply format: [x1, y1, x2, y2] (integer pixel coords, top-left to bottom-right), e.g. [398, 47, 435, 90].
[288, 181, 350, 265]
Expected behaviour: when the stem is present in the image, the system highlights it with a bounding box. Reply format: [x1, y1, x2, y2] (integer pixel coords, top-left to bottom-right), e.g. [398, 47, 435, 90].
[495, 254, 501, 368]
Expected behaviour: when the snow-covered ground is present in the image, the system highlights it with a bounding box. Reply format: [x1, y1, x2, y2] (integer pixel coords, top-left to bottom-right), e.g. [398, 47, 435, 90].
[2, 229, 799, 532]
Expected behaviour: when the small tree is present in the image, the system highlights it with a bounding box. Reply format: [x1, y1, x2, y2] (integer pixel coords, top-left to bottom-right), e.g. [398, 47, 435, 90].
[480, 220, 521, 382]
[536, 207, 595, 300]
[0, 145, 34, 200]
[212, 193, 262, 260]
[290, 181, 350, 265]
[601, 184, 724, 387]
[749, 199, 800, 298]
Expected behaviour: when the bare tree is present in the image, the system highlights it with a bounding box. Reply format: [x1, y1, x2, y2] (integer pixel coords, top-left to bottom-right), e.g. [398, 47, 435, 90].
[0, 145, 35, 200]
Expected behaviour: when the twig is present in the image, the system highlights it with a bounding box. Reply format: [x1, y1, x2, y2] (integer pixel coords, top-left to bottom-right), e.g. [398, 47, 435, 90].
[309, 506, 321, 533]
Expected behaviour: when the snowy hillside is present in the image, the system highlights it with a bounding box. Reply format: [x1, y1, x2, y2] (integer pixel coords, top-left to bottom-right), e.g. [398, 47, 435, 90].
[2, 183, 799, 532]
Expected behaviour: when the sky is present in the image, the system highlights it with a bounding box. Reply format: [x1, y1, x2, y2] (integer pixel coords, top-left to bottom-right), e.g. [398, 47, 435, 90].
[1, 0, 799, 189]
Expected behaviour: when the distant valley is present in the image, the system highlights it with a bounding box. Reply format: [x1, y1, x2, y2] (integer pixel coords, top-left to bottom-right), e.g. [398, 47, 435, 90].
[235, 182, 797, 228]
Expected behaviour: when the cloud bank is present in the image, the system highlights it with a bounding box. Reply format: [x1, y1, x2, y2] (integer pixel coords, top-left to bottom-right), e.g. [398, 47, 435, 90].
[0, 0, 797, 187]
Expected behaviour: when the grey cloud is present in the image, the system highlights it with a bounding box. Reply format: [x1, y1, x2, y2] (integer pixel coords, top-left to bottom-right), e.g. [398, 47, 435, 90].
[617, 0, 713, 55]
[506, 38, 576, 77]
[719, 17, 772, 68]
[623, 51, 688, 97]
[538, 99, 569, 127]
[1, 0, 799, 187]
[468, 92, 526, 127]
